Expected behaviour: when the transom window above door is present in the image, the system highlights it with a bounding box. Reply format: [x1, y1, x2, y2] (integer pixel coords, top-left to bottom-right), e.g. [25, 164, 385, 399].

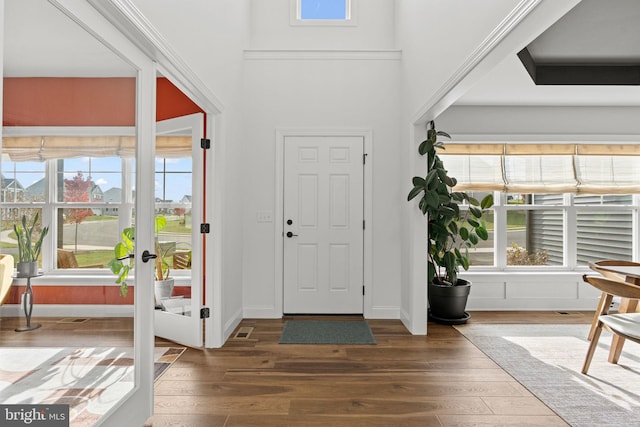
[292, 0, 356, 25]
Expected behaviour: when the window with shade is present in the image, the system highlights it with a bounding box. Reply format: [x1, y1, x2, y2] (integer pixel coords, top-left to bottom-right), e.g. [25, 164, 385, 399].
[1, 132, 193, 272]
[439, 143, 640, 269]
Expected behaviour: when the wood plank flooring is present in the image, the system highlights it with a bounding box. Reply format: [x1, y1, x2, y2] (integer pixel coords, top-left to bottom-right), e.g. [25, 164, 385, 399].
[0, 312, 593, 426]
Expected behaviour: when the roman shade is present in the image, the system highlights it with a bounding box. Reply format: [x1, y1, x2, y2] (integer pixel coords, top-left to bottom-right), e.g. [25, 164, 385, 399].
[439, 143, 640, 194]
[2, 135, 192, 161]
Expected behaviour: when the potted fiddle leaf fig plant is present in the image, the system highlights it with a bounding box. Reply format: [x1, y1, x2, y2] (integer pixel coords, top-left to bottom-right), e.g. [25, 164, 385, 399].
[13, 213, 49, 278]
[408, 121, 493, 324]
[108, 215, 174, 302]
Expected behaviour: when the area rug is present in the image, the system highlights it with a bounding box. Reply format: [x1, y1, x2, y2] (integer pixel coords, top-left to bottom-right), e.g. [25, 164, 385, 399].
[279, 320, 376, 344]
[454, 323, 640, 427]
[0, 346, 185, 426]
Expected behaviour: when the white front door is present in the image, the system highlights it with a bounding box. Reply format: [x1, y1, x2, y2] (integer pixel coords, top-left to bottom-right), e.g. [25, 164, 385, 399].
[154, 113, 204, 347]
[283, 136, 364, 314]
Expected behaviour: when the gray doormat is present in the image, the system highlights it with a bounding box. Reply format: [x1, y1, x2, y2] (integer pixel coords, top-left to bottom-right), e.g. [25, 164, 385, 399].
[279, 320, 376, 344]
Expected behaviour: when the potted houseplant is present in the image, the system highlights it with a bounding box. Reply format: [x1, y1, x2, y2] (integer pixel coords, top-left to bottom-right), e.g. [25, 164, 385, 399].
[108, 216, 175, 302]
[13, 213, 49, 278]
[408, 121, 493, 324]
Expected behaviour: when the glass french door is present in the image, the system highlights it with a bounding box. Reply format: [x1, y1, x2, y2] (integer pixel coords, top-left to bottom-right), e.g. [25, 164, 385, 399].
[2, 1, 157, 425]
[154, 113, 205, 347]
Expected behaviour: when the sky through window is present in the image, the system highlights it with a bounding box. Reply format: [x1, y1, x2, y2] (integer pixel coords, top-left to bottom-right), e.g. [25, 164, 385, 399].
[300, 0, 347, 20]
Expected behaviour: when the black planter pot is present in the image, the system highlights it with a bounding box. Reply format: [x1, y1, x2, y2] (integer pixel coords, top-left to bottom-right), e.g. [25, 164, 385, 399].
[428, 278, 471, 325]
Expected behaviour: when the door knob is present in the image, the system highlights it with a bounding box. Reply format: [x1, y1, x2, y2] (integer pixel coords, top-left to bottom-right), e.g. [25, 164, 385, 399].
[141, 250, 158, 263]
[286, 231, 298, 238]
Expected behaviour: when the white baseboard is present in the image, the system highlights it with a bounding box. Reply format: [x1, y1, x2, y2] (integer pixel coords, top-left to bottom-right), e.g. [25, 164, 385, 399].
[0, 304, 134, 317]
[242, 306, 282, 319]
[367, 306, 401, 319]
[222, 308, 243, 343]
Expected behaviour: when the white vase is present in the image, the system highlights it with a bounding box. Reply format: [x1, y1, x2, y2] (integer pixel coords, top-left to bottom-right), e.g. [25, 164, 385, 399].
[154, 278, 175, 304]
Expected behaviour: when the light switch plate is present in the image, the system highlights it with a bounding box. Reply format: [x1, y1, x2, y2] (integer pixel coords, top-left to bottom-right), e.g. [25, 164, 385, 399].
[256, 211, 273, 223]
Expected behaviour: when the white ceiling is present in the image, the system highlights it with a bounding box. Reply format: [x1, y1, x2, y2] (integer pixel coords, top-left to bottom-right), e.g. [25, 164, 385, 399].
[6, 0, 640, 106]
[456, 0, 640, 107]
[4, 0, 134, 77]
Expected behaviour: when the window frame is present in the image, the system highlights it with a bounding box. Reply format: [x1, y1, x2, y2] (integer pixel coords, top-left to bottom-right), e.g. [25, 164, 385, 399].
[1, 126, 194, 279]
[467, 191, 640, 272]
[290, 0, 357, 27]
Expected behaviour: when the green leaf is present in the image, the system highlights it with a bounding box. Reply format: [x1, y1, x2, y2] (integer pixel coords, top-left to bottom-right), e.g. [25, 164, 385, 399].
[427, 128, 436, 142]
[467, 197, 480, 206]
[459, 227, 469, 240]
[412, 176, 426, 187]
[436, 131, 451, 139]
[450, 192, 465, 202]
[469, 234, 479, 245]
[469, 206, 482, 218]
[155, 216, 167, 233]
[418, 139, 432, 156]
[481, 194, 494, 209]
[427, 262, 436, 283]
[419, 198, 428, 214]
[460, 256, 470, 270]
[425, 191, 440, 208]
[476, 226, 489, 240]
[425, 169, 438, 186]
[407, 185, 423, 201]
[467, 218, 480, 228]
[448, 221, 458, 235]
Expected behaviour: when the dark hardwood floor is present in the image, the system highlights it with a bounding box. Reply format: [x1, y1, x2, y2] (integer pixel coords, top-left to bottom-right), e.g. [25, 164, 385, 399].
[1, 312, 593, 426]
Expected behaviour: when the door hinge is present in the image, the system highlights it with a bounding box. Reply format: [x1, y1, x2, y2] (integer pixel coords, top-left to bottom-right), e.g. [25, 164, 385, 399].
[201, 138, 211, 149]
[200, 307, 210, 319]
[200, 223, 210, 233]
[363, 153, 368, 164]
[362, 286, 365, 295]
[363, 220, 365, 230]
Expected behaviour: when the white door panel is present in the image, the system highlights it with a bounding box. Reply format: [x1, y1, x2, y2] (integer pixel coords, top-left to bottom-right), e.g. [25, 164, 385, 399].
[283, 136, 364, 314]
[154, 113, 204, 347]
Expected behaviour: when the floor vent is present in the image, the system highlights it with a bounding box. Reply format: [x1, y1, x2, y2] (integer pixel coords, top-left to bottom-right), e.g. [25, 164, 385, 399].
[233, 326, 254, 339]
[57, 318, 90, 324]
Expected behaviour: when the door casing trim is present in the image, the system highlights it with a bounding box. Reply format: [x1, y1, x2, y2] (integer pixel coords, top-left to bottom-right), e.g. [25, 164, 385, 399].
[275, 129, 373, 317]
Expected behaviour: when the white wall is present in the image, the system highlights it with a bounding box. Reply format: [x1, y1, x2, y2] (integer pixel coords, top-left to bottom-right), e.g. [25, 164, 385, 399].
[250, 0, 396, 50]
[438, 106, 640, 136]
[395, 0, 525, 333]
[242, 0, 402, 318]
[131, 0, 250, 341]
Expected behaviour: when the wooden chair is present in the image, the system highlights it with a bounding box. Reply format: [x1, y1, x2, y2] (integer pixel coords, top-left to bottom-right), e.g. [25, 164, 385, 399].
[587, 260, 640, 341]
[0, 254, 14, 306]
[172, 250, 191, 270]
[582, 274, 640, 374]
[57, 249, 103, 269]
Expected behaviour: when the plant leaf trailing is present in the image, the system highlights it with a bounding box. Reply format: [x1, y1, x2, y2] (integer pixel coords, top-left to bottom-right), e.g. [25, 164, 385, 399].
[408, 121, 494, 286]
[107, 216, 171, 297]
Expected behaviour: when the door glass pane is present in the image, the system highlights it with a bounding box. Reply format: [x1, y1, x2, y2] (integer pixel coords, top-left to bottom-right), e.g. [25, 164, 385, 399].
[2, 1, 139, 424]
[155, 149, 192, 315]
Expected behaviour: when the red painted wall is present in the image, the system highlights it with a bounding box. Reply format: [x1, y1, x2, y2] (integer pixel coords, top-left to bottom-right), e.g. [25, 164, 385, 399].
[3, 77, 203, 126]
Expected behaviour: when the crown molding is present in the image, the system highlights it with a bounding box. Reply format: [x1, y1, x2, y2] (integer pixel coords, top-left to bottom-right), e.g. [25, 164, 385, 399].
[244, 49, 402, 61]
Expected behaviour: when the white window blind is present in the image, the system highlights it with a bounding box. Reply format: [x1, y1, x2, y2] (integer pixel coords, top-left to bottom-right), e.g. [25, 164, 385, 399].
[2, 136, 192, 161]
[438, 143, 640, 194]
